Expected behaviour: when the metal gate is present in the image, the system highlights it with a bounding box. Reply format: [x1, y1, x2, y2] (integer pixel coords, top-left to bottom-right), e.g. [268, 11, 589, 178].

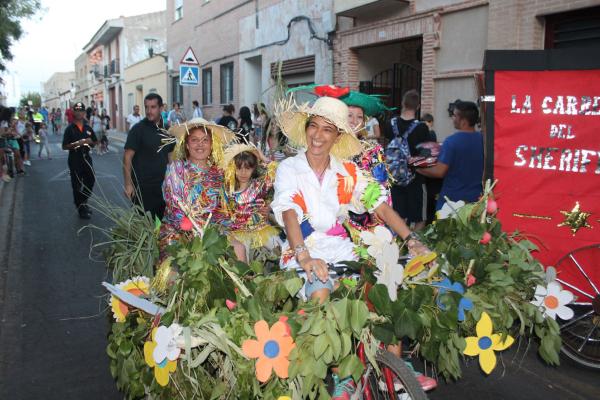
[359, 63, 421, 108]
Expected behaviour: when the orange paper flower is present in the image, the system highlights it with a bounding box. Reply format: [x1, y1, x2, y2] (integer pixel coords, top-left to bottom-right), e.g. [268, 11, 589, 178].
[242, 320, 295, 382]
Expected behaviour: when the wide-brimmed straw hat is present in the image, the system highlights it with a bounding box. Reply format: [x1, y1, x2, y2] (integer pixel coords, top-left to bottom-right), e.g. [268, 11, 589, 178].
[166, 117, 236, 164]
[277, 96, 363, 160]
[220, 143, 262, 194]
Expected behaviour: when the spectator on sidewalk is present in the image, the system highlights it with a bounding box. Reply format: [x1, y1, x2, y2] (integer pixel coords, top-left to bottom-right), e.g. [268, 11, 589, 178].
[37, 122, 51, 159]
[218, 104, 237, 131]
[420, 113, 441, 223]
[62, 102, 98, 219]
[417, 100, 483, 210]
[54, 108, 63, 135]
[32, 108, 44, 134]
[65, 105, 75, 125]
[168, 102, 186, 126]
[124, 93, 175, 219]
[161, 104, 169, 129]
[237, 106, 253, 143]
[192, 100, 203, 119]
[126, 105, 142, 131]
[385, 90, 430, 230]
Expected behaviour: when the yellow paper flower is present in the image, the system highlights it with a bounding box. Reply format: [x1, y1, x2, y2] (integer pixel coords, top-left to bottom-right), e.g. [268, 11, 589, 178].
[463, 312, 514, 374]
[111, 277, 150, 322]
[144, 327, 177, 386]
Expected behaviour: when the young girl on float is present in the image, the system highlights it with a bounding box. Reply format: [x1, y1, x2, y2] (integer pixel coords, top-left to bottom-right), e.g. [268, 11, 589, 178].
[220, 143, 280, 263]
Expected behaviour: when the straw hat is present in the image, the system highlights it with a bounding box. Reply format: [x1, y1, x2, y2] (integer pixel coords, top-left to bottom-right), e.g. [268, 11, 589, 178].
[220, 143, 269, 195]
[277, 96, 363, 160]
[166, 117, 236, 164]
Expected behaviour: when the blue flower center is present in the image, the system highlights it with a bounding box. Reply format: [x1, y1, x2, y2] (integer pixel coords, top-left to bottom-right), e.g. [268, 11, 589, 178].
[157, 358, 168, 368]
[263, 340, 280, 359]
[478, 336, 492, 350]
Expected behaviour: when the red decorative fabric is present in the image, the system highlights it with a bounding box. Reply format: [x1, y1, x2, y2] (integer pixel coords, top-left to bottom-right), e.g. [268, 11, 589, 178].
[314, 85, 350, 98]
[493, 70, 600, 290]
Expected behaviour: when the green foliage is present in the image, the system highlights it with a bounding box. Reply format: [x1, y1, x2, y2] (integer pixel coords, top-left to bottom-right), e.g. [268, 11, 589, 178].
[86, 199, 158, 282]
[105, 187, 563, 397]
[0, 0, 40, 71]
[367, 196, 561, 380]
[19, 91, 41, 108]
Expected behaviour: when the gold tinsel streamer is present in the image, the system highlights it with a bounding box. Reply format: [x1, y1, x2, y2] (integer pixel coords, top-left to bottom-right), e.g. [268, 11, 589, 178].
[229, 225, 280, 249]
[152, 258, 173, 294]
[512, 213, 552, 220]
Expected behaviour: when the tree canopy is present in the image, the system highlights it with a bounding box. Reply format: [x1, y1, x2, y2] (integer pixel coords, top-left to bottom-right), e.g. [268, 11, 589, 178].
[0, 0, 40, 71]
[20, 91, 41, 108]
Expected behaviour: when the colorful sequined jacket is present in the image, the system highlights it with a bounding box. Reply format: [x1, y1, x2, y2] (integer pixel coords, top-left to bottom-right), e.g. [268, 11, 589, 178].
[160, 160, 226, 246]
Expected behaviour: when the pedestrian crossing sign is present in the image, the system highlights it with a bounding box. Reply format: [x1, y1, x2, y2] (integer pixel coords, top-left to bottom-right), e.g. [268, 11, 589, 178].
[179, 65, 199, 86]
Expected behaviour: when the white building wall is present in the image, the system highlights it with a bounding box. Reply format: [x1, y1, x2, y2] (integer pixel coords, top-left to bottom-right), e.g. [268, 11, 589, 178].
[239, 0, 335, 109]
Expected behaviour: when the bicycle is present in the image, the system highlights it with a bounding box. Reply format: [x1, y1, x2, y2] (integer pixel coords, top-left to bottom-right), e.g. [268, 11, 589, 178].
[296, 264, 428, 400]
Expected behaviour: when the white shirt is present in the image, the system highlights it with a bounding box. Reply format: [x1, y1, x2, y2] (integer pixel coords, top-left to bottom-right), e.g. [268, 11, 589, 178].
[271, 151, 388, 269]
[192, 107, 203, 119]
[127, 114, 142, 129]
[365, 117, 379, 138]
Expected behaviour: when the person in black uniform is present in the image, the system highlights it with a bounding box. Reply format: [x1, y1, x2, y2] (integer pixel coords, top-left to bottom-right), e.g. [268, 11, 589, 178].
[62, 102, 98, 219]
[123, 93, 174, 219]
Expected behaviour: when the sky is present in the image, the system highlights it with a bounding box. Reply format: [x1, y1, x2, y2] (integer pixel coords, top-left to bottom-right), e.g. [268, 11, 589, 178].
[6, 0, 166, 96]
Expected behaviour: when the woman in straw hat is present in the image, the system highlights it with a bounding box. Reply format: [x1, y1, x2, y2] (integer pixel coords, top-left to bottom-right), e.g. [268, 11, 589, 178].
[159, 118, 235, 250]
[272, 96, 431, 301]
[219, 143, 279, 263]
[272, 96, 435, 397]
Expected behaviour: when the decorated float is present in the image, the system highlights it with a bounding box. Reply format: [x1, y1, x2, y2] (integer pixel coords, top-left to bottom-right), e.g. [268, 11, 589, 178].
[94, 50, 600, 399]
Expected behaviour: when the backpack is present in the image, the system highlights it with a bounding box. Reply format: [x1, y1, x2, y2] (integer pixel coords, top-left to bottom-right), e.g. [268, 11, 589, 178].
[384, 118, 419, 186]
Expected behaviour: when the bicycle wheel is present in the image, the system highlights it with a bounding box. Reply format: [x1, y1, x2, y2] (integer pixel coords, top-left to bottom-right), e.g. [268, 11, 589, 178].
[362, 349, 428, 400]
[555, 245, 600, 369]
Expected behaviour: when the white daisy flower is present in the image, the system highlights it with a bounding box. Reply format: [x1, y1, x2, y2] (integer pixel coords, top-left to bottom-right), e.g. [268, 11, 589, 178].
[374, 241, 404, 301]
[360, 226, 393, 259]
[153, 323, 183, 364]
[531, 281, 574, 320]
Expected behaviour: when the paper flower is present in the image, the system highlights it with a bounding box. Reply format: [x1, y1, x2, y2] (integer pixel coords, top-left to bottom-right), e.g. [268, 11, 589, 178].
[436, 277, 473, 322]
[404, 252, 437, 278]
[242, 320, 295, 382]
[226, 299, 237, 310]
[531, 281, 574, 320]
[464, 312, 514, 374]
[144, 325, 181, 386]
[374, 242, 404, 301]
[360, 226, 393, 259]
[314, 84, 350, 98]
[180, 216, 193, 231]
[361, 182, 382, 210]
[480, 232, 492, 245]
[436, 200, 466, 220]
[371, 163, 388, 183]
[111, 277, 150, 322]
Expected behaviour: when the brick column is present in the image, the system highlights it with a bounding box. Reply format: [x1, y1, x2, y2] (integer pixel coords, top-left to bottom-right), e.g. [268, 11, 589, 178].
[420, 33, 436, 113]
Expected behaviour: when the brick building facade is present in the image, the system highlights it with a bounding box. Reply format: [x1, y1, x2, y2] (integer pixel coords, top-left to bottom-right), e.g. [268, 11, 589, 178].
[166, 0, 335, 121]
[332, 0, 600, 140]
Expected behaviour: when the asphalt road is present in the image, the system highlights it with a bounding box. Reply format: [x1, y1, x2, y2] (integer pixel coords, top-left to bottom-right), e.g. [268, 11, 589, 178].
[0, 135, 597, 399]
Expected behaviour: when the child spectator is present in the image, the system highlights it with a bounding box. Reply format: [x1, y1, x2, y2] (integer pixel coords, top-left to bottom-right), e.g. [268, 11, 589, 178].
[37, 123, 51, 159]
